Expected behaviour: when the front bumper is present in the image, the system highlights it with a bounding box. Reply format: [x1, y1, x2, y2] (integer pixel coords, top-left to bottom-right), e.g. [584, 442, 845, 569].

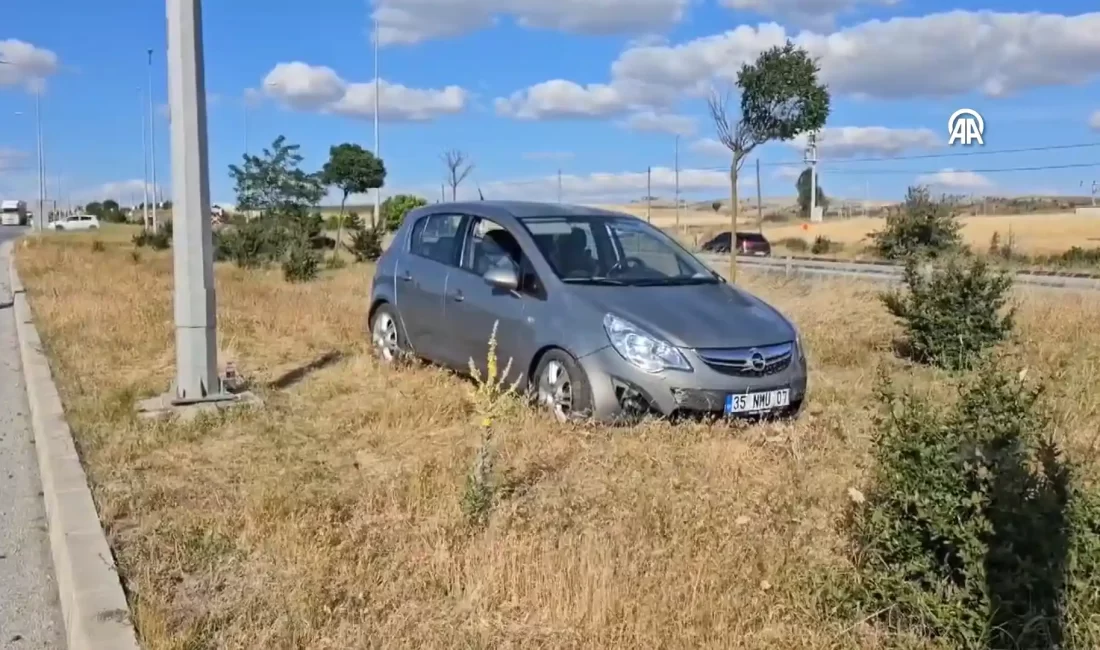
[577, 344, 808, 423]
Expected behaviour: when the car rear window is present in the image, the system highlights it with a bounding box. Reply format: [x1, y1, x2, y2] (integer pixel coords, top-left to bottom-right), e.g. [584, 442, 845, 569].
[737, 232, 768, 243]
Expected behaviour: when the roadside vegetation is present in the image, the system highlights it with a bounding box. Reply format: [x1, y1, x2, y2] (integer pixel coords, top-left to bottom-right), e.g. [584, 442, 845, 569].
[20, 37, 1100, 649]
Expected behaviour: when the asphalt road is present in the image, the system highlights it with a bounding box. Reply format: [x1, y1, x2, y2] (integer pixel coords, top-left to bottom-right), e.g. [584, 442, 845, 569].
[0, 226, 65, 648]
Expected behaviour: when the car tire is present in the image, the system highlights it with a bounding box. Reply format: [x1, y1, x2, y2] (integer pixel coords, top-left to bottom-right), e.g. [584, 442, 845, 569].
[532, 349, 594, 423]
[369, 303, 407, 364]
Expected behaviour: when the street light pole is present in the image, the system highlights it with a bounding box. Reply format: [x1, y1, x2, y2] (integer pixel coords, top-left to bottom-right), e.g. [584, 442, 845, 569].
[164, 0, 224, 403]
[148, 48, 160, 231]
[372, 16, 381, 229]
[35, 88, 45, 231]
[141, 88, 150, 229]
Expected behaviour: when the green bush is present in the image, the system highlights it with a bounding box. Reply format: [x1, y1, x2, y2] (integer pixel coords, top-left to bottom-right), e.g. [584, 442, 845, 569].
[133, 222, 171, 250]
[216, 218, 284, 268]
[382, 194, 428, 232]
[348, 225, 383, 262]
[345, 211, 363, 232]
[881, 255, 1014, 371]
[282, 239, 320, 282]
[776, 236, 809, 252]
[841, 363, 1100, 648]
[870, 186, 962, 260]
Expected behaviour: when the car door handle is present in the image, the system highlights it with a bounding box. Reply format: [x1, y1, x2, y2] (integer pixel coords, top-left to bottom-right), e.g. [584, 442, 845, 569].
[451, 290, 464, 302]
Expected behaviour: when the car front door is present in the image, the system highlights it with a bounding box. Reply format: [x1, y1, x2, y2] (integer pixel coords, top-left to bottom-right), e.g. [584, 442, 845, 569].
[395, 213, 467, 363]
[442, 217, 540, 384]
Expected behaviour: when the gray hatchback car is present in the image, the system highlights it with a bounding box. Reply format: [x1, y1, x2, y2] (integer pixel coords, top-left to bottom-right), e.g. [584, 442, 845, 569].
[368, 201, 807, 423]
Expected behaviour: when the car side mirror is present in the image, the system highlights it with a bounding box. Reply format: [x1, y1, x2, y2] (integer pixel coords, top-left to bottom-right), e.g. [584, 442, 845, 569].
[483, 265, 519, 291]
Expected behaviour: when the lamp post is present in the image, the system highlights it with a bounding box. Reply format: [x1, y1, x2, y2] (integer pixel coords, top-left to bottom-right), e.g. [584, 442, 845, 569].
[372, 16, 381, 228]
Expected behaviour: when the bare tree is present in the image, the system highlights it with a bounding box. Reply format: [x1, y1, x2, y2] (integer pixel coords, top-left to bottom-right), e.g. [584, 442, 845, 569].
[442, 149, 474, 201]
[707, 88, 754, 282]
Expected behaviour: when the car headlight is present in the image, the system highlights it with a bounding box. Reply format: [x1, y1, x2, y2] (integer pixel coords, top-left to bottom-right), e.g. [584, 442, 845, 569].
[603, 313, 691, 373]
[792, 324, 806, 361]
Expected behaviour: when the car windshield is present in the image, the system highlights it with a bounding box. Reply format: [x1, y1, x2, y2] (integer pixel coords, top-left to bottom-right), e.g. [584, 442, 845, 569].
[521, 215, 719, 286]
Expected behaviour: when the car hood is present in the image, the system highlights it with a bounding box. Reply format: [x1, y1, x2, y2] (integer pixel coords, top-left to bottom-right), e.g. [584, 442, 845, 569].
[571, 282, 796, 349]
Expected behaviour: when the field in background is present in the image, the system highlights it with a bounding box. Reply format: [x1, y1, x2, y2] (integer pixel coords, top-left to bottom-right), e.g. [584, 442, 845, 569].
[15, 230, 1100, 648]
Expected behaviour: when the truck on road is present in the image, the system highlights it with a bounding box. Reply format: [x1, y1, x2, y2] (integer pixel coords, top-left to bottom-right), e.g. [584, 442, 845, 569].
[1, 200, 28, 226]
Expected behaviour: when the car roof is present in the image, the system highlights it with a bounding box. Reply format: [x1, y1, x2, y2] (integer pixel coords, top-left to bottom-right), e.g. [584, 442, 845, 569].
[409, 200, 632, 226]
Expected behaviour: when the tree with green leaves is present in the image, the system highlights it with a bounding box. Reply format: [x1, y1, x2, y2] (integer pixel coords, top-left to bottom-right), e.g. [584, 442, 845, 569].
[321, 143, 386, 258]
[85, 201, 104, 217]
[707, 41, 830, 282]
[228, 135, 324, 224]
[796, 168, 827, 218]
[381, 194, 428, 232]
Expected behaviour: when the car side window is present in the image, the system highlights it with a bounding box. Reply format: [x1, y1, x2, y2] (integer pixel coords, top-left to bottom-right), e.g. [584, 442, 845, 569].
[462, 217, 544, 296]
[409, 213, 464, 266]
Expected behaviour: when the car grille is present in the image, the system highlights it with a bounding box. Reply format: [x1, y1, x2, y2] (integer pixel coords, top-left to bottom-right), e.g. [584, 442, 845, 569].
[695, 342, 794, 377]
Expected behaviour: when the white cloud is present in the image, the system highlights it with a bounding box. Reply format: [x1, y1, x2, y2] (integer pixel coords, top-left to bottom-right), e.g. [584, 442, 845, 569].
[522, 151, 574, 161]
[720, 0, 900, 30]
[373, 0, 689, 46]
[468, 166, 746, 202]
[773, 165, 803, 181]
[0, 39, 59, 91]
[495, 79, 626, 119]
[1090, 110, 1100, 130]
[262, 62, 467, 121]
[915, 168, 993, 192]
[496, 11, 1100, 118]
[619, 110, 696, 136]
[791, 126, 941, 158]
[690, 138, 729, 157]
[78, 179, 163, 203]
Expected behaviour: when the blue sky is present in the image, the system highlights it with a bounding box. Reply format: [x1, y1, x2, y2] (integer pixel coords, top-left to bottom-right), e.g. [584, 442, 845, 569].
[1, 0, 1099, 208]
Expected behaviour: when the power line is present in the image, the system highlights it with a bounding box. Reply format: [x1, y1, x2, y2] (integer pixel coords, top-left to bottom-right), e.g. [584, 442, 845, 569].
[812, 161, 1100, 175]
[729, 141, 1100, 169]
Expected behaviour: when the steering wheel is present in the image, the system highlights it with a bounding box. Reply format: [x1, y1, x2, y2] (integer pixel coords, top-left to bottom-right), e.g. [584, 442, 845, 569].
[607, 256, 647, 277]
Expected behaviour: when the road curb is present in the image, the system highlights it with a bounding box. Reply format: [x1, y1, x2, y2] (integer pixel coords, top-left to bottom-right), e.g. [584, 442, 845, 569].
[5, 240, 142, 650]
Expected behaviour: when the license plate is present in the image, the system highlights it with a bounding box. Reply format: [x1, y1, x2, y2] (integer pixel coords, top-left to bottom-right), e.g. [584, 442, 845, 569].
[725, 389, 790, 414]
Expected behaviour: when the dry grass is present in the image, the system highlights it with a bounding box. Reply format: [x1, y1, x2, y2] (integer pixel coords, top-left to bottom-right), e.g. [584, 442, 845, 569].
[760, 212, 1100, 257]
[15, 228, 1100, 649]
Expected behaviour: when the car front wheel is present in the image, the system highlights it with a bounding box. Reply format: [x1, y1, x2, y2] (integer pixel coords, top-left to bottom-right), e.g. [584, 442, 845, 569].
[533, 349, 594, 423]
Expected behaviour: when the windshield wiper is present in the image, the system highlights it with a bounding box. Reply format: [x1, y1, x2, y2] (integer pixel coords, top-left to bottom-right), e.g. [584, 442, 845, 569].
[561, 277, 627, 285]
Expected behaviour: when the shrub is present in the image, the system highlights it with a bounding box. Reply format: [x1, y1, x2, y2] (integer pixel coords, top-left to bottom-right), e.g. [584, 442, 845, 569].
[711, 200, 722, 212]
[381, 194, 428, 233]
[870, 185, 962, 260]
[345, 211, 363, 232]
[842, 363, 1100, 648]
[282, 239, 320, 282]
[91, 240, 105, 253]
[881, 255, 1014, 371]
[810, 235, 836, 255]
[776, 236, 809, 252]
[347, 225, 384, 262]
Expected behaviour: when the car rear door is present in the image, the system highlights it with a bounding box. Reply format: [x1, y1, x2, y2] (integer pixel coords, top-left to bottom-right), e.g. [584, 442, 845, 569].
[395, 213, 467, 363]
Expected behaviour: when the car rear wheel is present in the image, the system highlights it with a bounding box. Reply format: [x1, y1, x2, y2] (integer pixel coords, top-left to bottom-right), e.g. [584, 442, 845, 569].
[370, 304, 405, 364]
[533, 349, 593, 423]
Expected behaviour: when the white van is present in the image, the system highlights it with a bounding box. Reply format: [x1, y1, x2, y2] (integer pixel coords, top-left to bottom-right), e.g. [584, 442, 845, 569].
[1, 200, 28, 226]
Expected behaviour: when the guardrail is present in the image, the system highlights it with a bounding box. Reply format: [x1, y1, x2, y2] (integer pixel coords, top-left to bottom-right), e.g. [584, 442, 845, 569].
[697, 254, 1100, 292]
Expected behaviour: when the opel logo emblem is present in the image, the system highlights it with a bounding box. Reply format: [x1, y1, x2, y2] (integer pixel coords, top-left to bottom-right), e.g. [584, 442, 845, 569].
[749, 351, 766, 371]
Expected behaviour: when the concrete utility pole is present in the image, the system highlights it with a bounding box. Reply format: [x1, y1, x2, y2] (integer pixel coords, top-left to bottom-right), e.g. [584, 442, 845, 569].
[148, 48, 160, 231]
[805, 132, 820, 223]
[35, 88, 45, 231]
[755, 157, 763, 233]
[646, 166, 651, 222]
[372, 16, 381, 229]
[163, 0, 225, 405]
[674, 135, 680, 230]
[141, 88, 150, 229]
